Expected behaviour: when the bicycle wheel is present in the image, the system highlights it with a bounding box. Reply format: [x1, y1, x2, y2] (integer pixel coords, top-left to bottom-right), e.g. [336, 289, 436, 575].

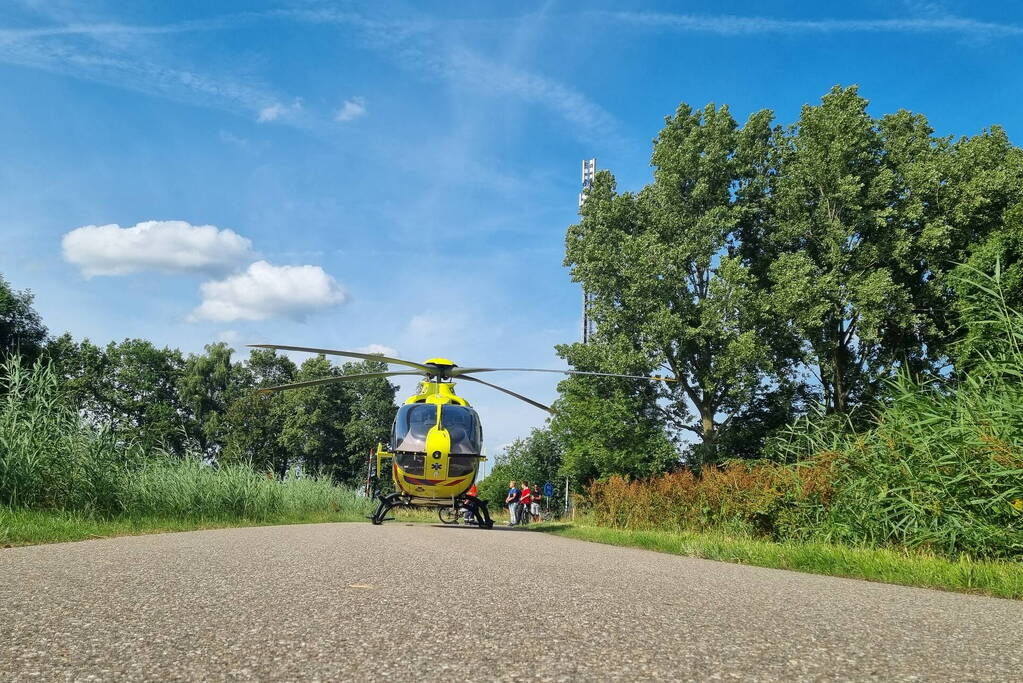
[438, 506, 460, 524]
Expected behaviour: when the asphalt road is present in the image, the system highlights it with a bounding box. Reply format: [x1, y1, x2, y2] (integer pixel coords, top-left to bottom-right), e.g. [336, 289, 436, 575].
[2, 523, 1022, 682]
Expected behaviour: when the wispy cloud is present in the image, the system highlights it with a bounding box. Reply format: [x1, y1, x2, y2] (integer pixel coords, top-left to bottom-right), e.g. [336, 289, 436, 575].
[0, 10, 297, 125]
[258, 99, 303, 123]
[596, 11, 1023, 37]
[438, 46, 618, 142]
[281, 9, 619, 143]
[0, 17, 230, 41]
[336, 96, 367, 122]
[1, 7, 619, 141]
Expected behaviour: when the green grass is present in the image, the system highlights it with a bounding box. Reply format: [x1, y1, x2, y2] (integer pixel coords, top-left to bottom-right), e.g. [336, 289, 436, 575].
[530, 522, 1023, 600]
[0, 504, 440, 547]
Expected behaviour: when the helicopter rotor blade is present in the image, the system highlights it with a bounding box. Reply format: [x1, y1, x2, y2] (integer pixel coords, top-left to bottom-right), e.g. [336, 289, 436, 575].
[450, 367, 677, 383]
[256, 371, 425, 394]
[458, 375, 552, 413]
[248, 345, 433, 373]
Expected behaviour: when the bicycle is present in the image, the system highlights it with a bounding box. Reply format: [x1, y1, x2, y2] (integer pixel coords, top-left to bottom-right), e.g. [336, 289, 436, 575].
[438, 498, 494, 528]
[438, 505, 461, 524]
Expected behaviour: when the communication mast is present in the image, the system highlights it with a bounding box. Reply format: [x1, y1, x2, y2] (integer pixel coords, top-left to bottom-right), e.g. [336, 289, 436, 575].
[579, 159, 597, 343]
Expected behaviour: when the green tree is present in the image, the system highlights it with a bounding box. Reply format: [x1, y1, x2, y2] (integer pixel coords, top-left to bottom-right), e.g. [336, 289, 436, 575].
[764, 87, 1023, 414]
[339, 359, 398, 487]
[477, 427, 563, 509]
[565, 103, 786, 464]
[950, 207, 1023, 369]
[278, 355, 350, 479]
[0, 274, 47, 364]
[550, 341, 677, 482]
[764, 86, 917, 414]
[48, 337, 189, 454]
[179, 342, 244, 457]
[222, 348, 297, 476]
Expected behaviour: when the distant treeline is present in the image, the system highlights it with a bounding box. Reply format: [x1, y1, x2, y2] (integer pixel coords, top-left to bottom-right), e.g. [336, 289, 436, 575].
[0, 275, 396, 486]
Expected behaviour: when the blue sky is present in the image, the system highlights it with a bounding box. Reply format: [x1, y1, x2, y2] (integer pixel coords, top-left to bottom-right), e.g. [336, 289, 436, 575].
[2, 0, 1022, 459]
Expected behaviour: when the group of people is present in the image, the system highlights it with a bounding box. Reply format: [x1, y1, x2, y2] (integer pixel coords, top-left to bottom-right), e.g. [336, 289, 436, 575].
[504, 480, 543, 526]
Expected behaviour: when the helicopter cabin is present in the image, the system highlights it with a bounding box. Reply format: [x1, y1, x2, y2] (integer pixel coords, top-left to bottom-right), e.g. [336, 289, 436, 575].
[389, 403, 484, 498]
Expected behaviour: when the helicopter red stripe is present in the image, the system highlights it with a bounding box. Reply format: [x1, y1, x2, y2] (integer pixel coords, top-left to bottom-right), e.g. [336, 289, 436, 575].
[400, 475, 469, 488]
[404, 476, 445, 486]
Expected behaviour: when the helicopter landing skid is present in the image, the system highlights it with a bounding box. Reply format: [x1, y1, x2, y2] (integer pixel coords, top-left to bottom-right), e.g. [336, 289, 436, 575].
[370, 493, 406, 525]
[369, 492, 494, 528]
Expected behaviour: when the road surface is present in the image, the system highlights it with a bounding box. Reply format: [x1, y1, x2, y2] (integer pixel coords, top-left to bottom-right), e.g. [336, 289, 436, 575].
[2, 523, 1021, 681]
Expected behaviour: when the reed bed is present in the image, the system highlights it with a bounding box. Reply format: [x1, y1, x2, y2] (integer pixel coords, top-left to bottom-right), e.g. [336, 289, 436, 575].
[0, 358, 370, 523]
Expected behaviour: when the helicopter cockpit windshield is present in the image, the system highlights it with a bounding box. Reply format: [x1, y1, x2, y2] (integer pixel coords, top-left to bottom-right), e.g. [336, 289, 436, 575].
[392, 403, 483, 455]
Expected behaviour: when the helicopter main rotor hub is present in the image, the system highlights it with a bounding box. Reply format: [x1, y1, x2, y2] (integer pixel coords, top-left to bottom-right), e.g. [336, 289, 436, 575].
[423, 358, 458, 380]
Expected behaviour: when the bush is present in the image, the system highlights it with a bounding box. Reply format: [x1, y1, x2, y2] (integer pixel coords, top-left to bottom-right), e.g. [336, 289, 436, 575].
[588, 455, 837, 539]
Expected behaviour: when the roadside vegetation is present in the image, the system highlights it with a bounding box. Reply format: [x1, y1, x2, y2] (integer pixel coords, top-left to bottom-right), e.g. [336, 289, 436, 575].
[4, 86, 1023, 594]
[0, 354, 377, 546]
[532, 524, 1023, 600]
[481, 86, 1023, 579]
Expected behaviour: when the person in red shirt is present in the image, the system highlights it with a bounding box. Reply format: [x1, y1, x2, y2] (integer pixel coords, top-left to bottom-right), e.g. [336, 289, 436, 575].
[462, 484, 479, 523]
[518, 483, 532, 525]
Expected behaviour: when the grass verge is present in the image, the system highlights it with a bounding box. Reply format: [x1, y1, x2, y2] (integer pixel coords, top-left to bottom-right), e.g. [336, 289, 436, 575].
[530, 523, 1023, 600]
[0, 505, 438, 547]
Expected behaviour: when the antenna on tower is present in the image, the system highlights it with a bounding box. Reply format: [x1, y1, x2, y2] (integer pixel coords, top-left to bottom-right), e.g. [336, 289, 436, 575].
[579, 158, 597, 343]
[579, 158, 596, 208]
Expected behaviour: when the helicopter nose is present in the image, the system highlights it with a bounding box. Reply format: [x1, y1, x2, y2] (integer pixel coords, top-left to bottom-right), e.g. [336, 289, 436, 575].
[425, 425, 451, 461]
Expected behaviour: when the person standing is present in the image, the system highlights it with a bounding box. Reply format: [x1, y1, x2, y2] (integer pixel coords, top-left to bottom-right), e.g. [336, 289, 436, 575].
[531, 487, 542, 522]
[505, 481, 520, 526]
[519, 483, 532, 525]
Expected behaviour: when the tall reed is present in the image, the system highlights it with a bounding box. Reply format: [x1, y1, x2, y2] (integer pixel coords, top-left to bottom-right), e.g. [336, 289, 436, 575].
[0, 358, 128, 511]
[0, 358, 370, 521]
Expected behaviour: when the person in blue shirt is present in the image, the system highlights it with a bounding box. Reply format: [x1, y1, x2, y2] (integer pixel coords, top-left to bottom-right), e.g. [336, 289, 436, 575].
[505, 481, 520, 526]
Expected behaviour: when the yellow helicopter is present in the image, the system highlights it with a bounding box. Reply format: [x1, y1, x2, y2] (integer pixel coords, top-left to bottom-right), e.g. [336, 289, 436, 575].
[249, 344, 673, 527]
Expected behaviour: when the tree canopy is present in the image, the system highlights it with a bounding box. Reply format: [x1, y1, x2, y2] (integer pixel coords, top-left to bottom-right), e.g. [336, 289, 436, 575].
[561, 85, 1023, 473]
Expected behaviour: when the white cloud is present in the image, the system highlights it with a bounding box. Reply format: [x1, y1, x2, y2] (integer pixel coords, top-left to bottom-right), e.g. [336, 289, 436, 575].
[189, 260, 347, 322]
[355, 343, 398, 357]
[257, 99, 302, 122]
[335, 96, 367, 122]
[216, 329, 242, 345]
[62, 220, 254, 277]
